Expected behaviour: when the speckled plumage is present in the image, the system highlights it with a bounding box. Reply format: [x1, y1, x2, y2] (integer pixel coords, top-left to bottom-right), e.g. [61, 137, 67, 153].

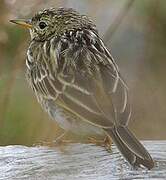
[22, 7, 154, 169]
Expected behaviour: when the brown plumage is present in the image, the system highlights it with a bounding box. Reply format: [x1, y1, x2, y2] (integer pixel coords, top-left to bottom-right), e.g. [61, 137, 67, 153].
[11, 7, 154, 169]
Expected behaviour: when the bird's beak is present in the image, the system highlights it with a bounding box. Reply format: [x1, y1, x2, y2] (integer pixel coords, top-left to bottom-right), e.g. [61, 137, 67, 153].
[10, 19, 32, 29]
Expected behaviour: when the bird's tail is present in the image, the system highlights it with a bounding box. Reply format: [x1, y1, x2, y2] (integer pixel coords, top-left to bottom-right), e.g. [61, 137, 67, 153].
[105, 126, 154, 169]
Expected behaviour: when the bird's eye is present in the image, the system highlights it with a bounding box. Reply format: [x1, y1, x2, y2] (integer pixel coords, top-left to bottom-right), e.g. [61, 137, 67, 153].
[39, 21, 47, 29]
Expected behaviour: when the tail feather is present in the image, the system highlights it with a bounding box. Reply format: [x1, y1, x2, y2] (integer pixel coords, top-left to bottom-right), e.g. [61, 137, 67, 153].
[105, 126, 154, 169]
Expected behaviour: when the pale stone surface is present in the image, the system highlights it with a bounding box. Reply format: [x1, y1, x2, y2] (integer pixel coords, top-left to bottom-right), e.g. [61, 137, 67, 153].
[0, 141, 165, 180]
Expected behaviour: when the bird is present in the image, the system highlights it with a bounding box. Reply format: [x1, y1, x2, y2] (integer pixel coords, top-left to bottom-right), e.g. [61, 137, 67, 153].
[10, 7, 154, 169]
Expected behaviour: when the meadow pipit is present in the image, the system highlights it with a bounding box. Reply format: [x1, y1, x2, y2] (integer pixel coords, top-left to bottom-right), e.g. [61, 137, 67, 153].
[10, 7, 154, 169]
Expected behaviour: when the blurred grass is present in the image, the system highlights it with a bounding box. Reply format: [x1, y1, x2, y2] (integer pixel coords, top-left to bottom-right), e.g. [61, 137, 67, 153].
[0, 0, 166, 146]
[0, 73, 62, 146]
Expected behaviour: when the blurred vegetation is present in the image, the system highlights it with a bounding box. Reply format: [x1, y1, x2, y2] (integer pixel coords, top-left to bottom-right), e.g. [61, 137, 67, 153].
[0, 0, 166, 146]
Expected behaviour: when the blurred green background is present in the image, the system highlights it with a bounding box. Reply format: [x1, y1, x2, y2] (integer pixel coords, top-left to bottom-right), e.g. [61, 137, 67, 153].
[0, 0, 166, 146]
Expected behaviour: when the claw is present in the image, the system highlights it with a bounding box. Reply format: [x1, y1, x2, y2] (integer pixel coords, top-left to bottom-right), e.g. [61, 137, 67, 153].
[104, 136, 112, 152]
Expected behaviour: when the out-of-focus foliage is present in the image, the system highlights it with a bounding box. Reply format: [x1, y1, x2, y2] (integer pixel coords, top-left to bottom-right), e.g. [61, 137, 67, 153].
[0, 0, 166, 146]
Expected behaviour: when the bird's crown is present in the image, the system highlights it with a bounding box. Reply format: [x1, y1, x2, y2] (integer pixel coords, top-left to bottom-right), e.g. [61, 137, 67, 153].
[27, 7, 96, 41]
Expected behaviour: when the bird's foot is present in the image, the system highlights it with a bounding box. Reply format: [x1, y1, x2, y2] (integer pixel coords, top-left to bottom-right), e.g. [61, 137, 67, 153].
[52, 131, 68, 145]
[88, 135, 112, 151]
[87, 137, 104, 146]
[103, 135, 112, 152]
[34, 131, 72, 147]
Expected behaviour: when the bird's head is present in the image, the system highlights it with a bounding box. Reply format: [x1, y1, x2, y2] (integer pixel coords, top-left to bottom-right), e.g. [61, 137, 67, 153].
[10, 7, 96, 41]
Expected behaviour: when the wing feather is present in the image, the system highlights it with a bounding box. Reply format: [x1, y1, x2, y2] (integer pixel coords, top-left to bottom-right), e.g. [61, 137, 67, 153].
[27, 29, 131, 128]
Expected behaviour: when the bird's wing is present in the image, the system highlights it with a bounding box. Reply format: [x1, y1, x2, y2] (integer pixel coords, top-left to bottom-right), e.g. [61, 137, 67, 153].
[27, 29, 131, 128]
[57, 38, 131, 127]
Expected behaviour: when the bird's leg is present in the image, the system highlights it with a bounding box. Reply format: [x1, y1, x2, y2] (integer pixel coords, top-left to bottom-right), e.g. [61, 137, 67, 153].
[87, 137, 104, 145]
[103, 135, 112, 152]
[53, 131, 79, 144]
[53, 131, 68, 145]
[34, 131, 70, 147]
[87, 135, 112, 150]
[53, 131, 72, 145]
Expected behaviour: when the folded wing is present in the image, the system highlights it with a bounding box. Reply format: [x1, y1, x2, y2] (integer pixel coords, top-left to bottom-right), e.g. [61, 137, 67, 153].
[27, 29, 131, 128]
